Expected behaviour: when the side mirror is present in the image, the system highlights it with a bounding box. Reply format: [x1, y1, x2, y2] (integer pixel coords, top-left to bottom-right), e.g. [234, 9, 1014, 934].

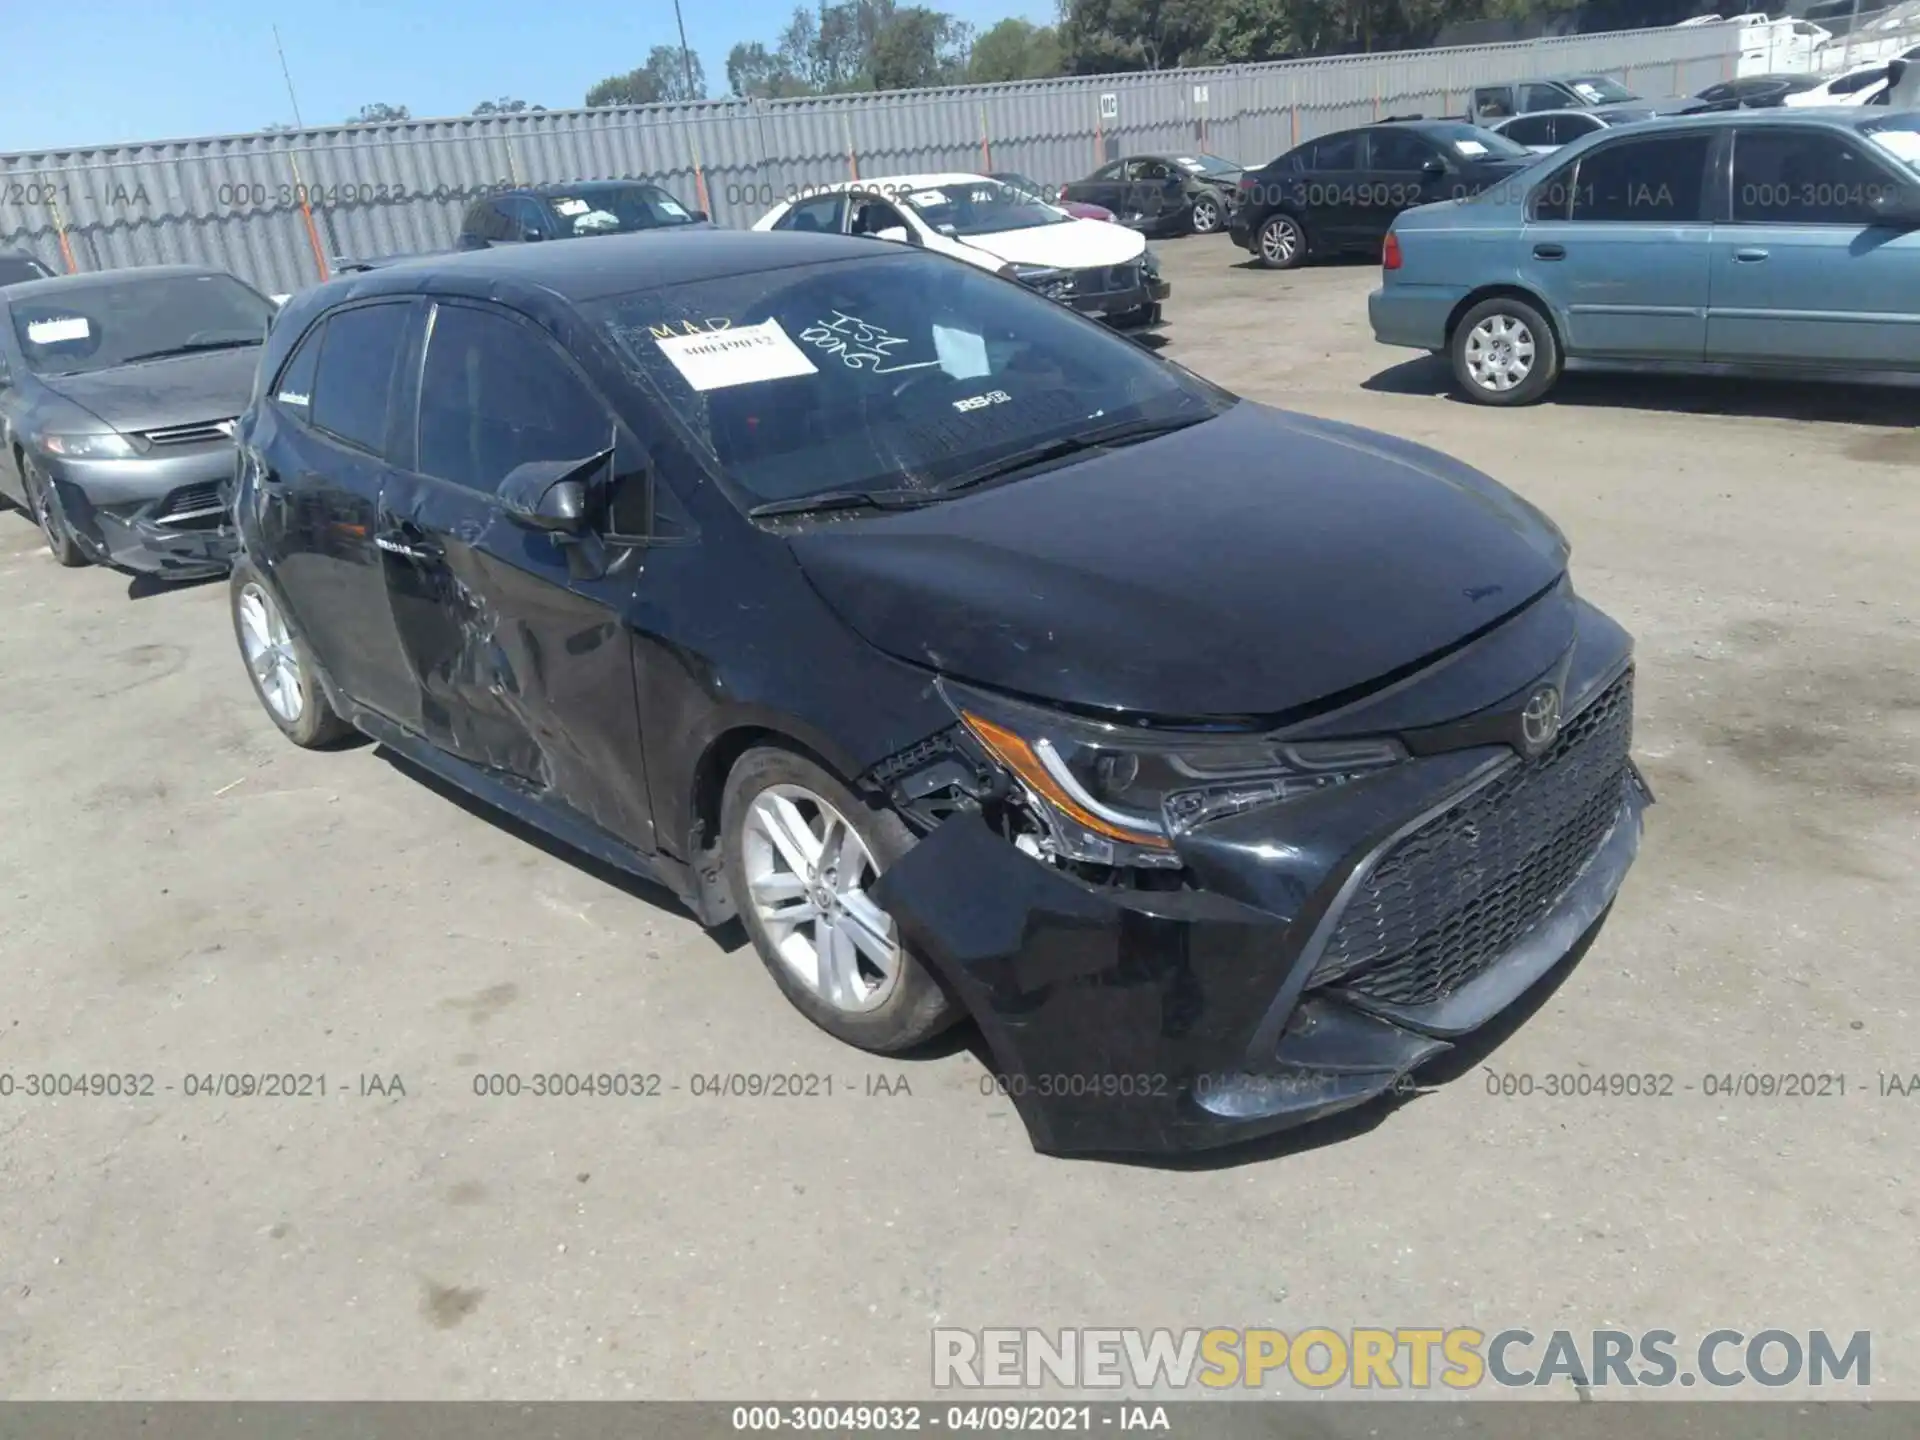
[689, 208, 709, 223]
[499, 455, 605, 534]
[874, 225, 914, 244]
[521, 229, 544, 242]
[1421, 157, 1448, 176]
[1867, 185, 1920, 228]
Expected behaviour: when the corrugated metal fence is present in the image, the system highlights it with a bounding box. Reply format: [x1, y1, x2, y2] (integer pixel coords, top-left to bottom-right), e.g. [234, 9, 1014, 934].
[0, 22, 1739, 296]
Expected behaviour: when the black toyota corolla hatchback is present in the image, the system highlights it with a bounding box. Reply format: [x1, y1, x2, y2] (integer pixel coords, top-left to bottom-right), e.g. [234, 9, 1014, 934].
[229, 230, 1649, 1155]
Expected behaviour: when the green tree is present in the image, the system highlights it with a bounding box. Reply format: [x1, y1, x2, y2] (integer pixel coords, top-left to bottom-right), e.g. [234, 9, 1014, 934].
[345, 102, 411, 123]
[1058, 0, 1217, 72]
[968, 18, 1064, 82]
[586, 46, 707, 107]
[727, 41, 812, 97]
[472, 96, 540, 114]
[871, 6, 972, 89]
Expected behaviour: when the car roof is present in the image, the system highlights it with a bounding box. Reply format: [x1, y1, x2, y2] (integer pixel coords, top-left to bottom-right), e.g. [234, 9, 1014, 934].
[516, 179, 681, 198]
[783, 172, 992, 195]
[0, 263, 234, 302]
[311, 227, 887, 304]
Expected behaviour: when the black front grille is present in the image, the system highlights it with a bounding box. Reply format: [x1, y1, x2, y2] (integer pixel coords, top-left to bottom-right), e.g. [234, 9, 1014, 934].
[1313, 670, 1635, 1008]
[153, 480, 229, 526]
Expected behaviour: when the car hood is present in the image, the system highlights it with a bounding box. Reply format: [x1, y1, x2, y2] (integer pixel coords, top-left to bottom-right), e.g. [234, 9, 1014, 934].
[787, 401, 1569, 719]
[40, 345, 261, 435]
[957, 219, 1146, 269]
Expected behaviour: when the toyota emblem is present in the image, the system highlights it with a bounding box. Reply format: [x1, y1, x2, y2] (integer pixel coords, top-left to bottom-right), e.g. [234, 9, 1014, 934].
[1520, 685, 1563, 756]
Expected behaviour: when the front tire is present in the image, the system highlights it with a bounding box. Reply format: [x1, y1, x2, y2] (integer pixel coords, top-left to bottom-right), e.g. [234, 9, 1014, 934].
[1189, 194, 1224, 234]
[24, 458, 86, 567]
[230, 559, 353, 748]
[722, 745, 956, 1053]
[1450, 296, 1561, 406]
[1255, 212, 1307, 269]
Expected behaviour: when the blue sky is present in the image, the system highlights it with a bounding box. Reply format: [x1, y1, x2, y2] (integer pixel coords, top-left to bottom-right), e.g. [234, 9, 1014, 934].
[1, 0, 1058, 154]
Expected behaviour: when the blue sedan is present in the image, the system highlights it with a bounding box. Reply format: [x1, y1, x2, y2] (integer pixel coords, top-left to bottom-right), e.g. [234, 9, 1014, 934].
[1369, 108, 1920, 404]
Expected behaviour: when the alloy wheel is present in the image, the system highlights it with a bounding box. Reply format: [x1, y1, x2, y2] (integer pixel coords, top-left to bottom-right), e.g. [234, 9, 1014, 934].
[1191, 197, 1221, 233]
[742, 784, 901, 1014]
[27, 467, 67, 555]
[237, 581, 306, 724]
[1463, 313, 1537, 393]
[1260, 216, 1301, 264]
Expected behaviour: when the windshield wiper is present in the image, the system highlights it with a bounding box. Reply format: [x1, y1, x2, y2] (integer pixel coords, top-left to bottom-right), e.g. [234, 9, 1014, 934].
[937, 413, 1210, 494]
[120, 338, 261, 364]
[747, 487, 943, 518]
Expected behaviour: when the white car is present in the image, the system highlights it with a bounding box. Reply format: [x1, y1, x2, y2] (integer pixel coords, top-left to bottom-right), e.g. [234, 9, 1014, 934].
[1782, 61, 1894, 105]
[1490, 108, 1646, 153]
[752, 173, 1168, 331]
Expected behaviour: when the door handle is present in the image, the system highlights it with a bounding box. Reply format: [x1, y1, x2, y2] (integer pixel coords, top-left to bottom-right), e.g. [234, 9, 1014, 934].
[1734, 247, 1769, 262]
[1533, 243, 1566, 260]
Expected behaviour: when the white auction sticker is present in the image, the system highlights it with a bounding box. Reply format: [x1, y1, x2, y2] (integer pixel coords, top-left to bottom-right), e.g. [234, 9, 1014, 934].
[1870, 129, 1920, 165]
[553, 198, 590, 216]
[659, 198, 688, 217]
[655, 318, 818, 391]
[909, 190, 948, 207]
[1454, 139, 1489, 157]
[27, 316, 89, 344]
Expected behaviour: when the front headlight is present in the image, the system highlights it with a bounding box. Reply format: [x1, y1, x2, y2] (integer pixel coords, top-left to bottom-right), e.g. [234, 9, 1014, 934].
[997, 261, 1074, 300]
[41, 431, 140, 459]
[1141, 246, 1162, 276]
[946, 683, 1404, 868]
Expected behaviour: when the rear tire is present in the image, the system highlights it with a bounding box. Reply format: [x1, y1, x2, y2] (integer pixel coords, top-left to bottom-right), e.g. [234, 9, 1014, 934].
[1255, 212, 1307, 269]
[722, 745, 957, 1054]
[230, 559, 354, 749]
[24, 458, 86, 567]
[1450, 296, 1561, 406]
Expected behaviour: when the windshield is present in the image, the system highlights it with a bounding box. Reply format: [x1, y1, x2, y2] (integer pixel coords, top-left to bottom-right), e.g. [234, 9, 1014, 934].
[1567, 75, 1640, 104]
[587, 250, 1225, 509]
[10, 272, 271, 377]
[1176, 154, 1242, 175]
[544, 184, 697, 237]
[990, 172, 1047, 200]
[898, 180, 1070, 236]
[1419, 121, 1534, 159]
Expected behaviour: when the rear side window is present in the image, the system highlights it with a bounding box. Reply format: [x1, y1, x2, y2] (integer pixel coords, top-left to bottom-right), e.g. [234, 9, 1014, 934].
[1308, 133, 1361, 170]
[1565, 135, 1712, 222]
[1500, 116, 1555, 148]
[1475, 86, 1516, 118]
[417, 303, 610, 494]
[1732, 130, 1894, 224]
[1520, 83, 1567, 113]
[310, 301, 411, 455]
[273, 321, 324, 417]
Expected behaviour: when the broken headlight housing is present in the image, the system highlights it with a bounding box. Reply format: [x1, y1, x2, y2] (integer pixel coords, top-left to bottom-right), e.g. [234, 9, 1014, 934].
[943, 681, 1404, 869]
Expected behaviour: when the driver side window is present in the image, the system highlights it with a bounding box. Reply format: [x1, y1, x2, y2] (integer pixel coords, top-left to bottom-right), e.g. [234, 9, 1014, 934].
[850, 199, 911, 237]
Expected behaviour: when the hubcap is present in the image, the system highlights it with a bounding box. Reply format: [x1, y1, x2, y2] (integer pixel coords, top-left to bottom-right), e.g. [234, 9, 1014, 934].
[1193, 199, 1218, 230]
[237, 582, 306, 724]
[1261, 218, 1299, 263]
[27, 468, 65, 552]
[1464, 314, 1537, 392]
[742, 784, 901, 1014]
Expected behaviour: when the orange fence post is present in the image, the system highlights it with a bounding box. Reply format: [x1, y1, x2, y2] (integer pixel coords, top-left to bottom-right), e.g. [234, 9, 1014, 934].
[286, 148, 330, 283]
[843, 113, 858, 181]
[688, 128, 711, 215]
[45, 186, 78, 273]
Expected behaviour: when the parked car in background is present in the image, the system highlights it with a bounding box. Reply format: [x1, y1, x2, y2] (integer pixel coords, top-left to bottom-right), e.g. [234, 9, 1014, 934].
[1781, 61, 1894, 106]
[1230, 120, 1535, 269]
[753, 175, 1168, 331]
[1492, 108, 1647, 153]
[1688, 72, 1827, 109]
[337, 179, 710, 272]
[226, 228, 1646, 1155]
[1464, 73, 1693, 126]
[0, 264, 273, 574]
[1059, 153, 1244, 234]
[1370, 110, 1920, 405]
[0, 251, 55, 287]
[990, 172, 1115, 222]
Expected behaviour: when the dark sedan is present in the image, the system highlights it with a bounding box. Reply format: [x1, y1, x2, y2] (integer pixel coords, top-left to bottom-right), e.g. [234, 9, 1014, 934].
[1229, 120, 1535, 268]
[0, 265, 275, 576]
[1061, 153, 1244, 234]
[226, 230, 1647, 1156]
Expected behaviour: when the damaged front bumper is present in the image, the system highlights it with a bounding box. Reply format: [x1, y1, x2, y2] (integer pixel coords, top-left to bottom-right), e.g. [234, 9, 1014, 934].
[45, 458, 237, 579]
[870, 663, 1650, 1157]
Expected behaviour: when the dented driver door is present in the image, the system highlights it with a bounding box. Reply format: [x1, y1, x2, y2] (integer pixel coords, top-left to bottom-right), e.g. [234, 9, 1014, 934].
[376, 299, 657, 854]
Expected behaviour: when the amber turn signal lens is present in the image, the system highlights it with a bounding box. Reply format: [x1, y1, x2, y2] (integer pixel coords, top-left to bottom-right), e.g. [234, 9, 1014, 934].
[960, 711, 1172, 849]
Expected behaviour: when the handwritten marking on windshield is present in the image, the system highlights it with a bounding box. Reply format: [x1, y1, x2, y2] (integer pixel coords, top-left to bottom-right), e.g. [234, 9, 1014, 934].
[649, 317, 734, 340]
[798, 311, 941, 376]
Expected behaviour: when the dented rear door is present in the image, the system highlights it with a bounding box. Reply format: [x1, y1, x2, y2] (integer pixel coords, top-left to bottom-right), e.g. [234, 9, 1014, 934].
[377, 298, 657, 853]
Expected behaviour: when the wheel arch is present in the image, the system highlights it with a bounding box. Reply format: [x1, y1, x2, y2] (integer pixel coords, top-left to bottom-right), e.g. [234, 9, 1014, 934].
[1444, 284, 1564, 350]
